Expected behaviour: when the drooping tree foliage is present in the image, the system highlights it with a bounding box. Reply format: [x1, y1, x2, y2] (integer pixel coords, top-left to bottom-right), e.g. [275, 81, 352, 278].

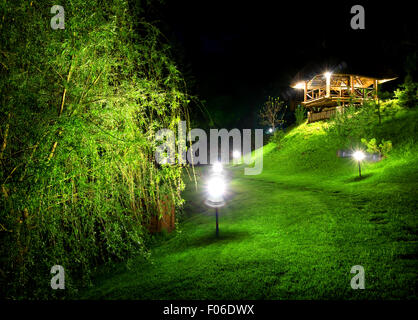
[0, 0, 190, 298]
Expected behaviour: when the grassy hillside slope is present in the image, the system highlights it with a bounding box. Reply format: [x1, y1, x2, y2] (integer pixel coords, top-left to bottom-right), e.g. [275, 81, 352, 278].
[81, 108, 417, 300]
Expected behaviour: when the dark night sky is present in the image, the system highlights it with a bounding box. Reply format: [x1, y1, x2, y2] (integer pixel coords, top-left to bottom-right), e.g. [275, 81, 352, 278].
[151, 1, 417, 129]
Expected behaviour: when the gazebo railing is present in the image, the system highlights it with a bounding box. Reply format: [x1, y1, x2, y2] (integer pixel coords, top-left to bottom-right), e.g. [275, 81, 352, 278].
[305, 86, 375, 103]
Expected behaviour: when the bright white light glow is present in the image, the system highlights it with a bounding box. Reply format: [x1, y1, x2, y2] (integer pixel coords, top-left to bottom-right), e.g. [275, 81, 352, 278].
[269, 128, 273, 133]
[207, 176, 225, 198]
[353, 150, 366, 161]
[233, 150, 241, 159]
[324, 72, 332, 79]
[212, 162, 223, 174]
[293, 81, 305, 89]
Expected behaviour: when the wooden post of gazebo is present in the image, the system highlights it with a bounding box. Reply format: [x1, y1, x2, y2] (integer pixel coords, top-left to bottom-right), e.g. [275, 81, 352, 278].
[304, 81, 307, 102]
[374, 79, 378, 101]
[325, 74, 331, 97]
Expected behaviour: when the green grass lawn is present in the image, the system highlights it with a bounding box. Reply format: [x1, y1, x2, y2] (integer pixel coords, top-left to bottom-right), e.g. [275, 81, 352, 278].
[81, 113, 418, 300]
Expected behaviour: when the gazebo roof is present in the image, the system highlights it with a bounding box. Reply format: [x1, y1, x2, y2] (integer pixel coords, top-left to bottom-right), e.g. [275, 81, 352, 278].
[291, 73, 397, 90]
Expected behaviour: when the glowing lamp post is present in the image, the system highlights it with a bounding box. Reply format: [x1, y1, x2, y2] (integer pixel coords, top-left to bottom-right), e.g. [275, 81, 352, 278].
[207, 175, 225, 207]
[353, 150, 366, 177]
[205, 164, 226, 237]
[268, 128, 273, 133]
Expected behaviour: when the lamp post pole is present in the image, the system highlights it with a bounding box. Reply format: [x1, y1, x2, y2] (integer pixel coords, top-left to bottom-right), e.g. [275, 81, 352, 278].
[206, 163, 226, 238]
[215, 208, 219, 237]
[358, 161, 361, 177]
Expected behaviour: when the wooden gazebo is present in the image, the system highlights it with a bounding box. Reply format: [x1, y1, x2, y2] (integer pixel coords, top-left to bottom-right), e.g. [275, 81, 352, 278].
[291, 73, 396, 122]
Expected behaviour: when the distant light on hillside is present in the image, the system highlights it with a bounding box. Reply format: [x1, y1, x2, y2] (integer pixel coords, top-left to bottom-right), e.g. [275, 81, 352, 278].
[353, 150, 366, 178]
[212, 162, 223, 174]
[353, 150, 365, 161]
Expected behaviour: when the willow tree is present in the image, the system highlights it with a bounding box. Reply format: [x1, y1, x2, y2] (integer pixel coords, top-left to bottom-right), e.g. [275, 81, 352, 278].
[0, 0, 190, 298]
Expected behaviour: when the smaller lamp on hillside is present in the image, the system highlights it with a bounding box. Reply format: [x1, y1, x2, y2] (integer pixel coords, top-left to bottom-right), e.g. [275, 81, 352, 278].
[232, 150, 241, 165]
[352, 150, 366, 177]
[268, 128, 273, 133]
[212, 162, 223, 174]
